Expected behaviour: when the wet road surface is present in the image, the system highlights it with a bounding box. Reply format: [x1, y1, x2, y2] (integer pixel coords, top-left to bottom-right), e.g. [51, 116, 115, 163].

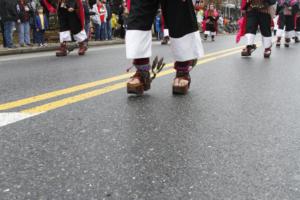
[0, 35, 300, 199]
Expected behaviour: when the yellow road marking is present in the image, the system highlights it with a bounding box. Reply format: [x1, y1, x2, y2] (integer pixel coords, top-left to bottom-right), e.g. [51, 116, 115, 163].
[21, 82, 127, 114]
[21, 49, 242, 114]
[0, 46, 244, 111]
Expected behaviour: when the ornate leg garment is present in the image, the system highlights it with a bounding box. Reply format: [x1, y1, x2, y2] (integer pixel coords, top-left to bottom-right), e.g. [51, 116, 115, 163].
[56, 0, 87, 57]
[276, 13, 285, 47]
[125, 0, 204, 95]
[295, 15, 300, 42]
[241, 0, 275, 58]
[172, 61, 195, 95]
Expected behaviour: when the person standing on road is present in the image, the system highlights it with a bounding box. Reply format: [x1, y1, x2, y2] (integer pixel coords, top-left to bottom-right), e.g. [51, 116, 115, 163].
[240, 0, 276, 58]
[0, 0, 18, 48]
[35, 6, 48, 46]
[82, 0, 92, 41]
[126, 0, 204, 95]
[55, 0, 88, 57]
[275, 0, 299, 47]
[160, 13, 170, 45]
[105, 0, 112, 40]
[91, 0, 102, 41]
[154, 10, 163, 41]
[117, 0, 128, 39]
[98, 0, 107, 40]
[27, 0, 39, 45]
[16, 0, 33, 47]
[202, 4, 219, 42]
[295, 0, 300, 42]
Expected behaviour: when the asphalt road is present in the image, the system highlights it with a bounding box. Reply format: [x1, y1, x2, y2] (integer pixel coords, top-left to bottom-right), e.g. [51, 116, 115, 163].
[0, 35, 300, 200]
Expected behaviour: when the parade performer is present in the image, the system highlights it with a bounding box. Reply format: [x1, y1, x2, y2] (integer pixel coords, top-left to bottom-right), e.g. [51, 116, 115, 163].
[239, 0, 276, 58]
[276, 0, 298, 47]
[202, 4, 219, 41]
[43, 0, 88, 56]
[160, 14, 169, 45]
[126, 0, 204, 95]
[294, 0, 300, 42]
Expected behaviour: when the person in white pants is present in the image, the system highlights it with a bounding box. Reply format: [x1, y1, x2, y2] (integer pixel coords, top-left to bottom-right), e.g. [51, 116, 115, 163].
[126, 0, 204, 95]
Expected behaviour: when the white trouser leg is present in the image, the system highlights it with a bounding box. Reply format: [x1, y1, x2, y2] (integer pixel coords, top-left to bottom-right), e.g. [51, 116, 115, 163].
[276, 29, 284, 37]
[262, 37, 272, 48]
[285, 30, 294, 39]
[73, 30, 87, 43]
[163, 29, 169, 37]
[246, 33, 255, 45]
[59, 31, 72, 43]
[170, 31, 204, 61]
[126, 30, 152, 59]
[204, 31, 211, 36]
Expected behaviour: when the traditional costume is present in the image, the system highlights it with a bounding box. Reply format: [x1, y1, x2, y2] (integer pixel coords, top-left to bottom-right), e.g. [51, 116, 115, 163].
[45, 0, 87, 56]
[160, 14, 169, 45]
[294, 0, 300, 42]
[202, 4, 219, 41]
[126, 0, 204, 95]
[276, 0, 298, 47]
[240, 0, 276, 58]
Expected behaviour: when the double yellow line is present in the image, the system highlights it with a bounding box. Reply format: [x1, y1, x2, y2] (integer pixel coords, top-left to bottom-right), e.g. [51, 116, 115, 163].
[0, 46, 245, 115]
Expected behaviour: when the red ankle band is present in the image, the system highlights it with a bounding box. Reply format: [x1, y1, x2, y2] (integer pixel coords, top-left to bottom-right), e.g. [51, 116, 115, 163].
[133, 58, 150, 65]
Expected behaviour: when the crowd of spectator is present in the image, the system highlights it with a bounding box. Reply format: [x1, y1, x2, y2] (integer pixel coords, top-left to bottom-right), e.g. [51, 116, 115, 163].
[0, 0, 239, 50]
[0, 0, 49, 48]
[0, 0, 129, 49]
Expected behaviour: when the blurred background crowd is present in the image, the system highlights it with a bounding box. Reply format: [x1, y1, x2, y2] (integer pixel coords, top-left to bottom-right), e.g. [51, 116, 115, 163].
[0, 0, 241, 49]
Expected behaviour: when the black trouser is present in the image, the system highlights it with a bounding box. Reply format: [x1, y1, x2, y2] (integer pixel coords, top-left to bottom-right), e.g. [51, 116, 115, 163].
[246, 10, 272, 37]
[127, 0, 198, 38]
[58, 8, 82, 35]
[126, 0, 203, 61]
[278, 14, 294, 32]
[295, 17, 300, 32]
[205, 22, 216, 33]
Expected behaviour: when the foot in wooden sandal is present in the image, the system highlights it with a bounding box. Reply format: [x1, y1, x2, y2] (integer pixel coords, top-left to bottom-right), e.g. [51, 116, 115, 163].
[173, 61, 192, 95]
[264, 47, 272, 58]
[241, 44, 256, 57]
[173, 72, 191, 95]
[285, 38, 291, 48]
[276, 37, 281, 47]
[127, 70, 151, 95]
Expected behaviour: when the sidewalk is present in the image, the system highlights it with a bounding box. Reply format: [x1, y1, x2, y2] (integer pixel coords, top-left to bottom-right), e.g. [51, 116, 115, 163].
[0, 39, 125, 56]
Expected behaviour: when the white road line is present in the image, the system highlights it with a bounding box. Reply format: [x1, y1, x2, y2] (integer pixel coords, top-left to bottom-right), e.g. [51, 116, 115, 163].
[0, 113, 37, 127]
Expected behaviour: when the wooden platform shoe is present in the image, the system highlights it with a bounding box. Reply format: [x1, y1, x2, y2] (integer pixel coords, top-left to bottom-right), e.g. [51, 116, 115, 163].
[241, 44, 257, 57]
[172, 60, 196, 95]
[56, 42, 68, 57]
[127, 57, 165, 95]
[78, 41, 87, 56]
[127, 70, 151, 95]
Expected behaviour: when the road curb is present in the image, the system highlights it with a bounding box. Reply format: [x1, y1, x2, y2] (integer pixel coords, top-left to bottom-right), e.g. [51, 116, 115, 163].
[0, 40, 125, 56]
